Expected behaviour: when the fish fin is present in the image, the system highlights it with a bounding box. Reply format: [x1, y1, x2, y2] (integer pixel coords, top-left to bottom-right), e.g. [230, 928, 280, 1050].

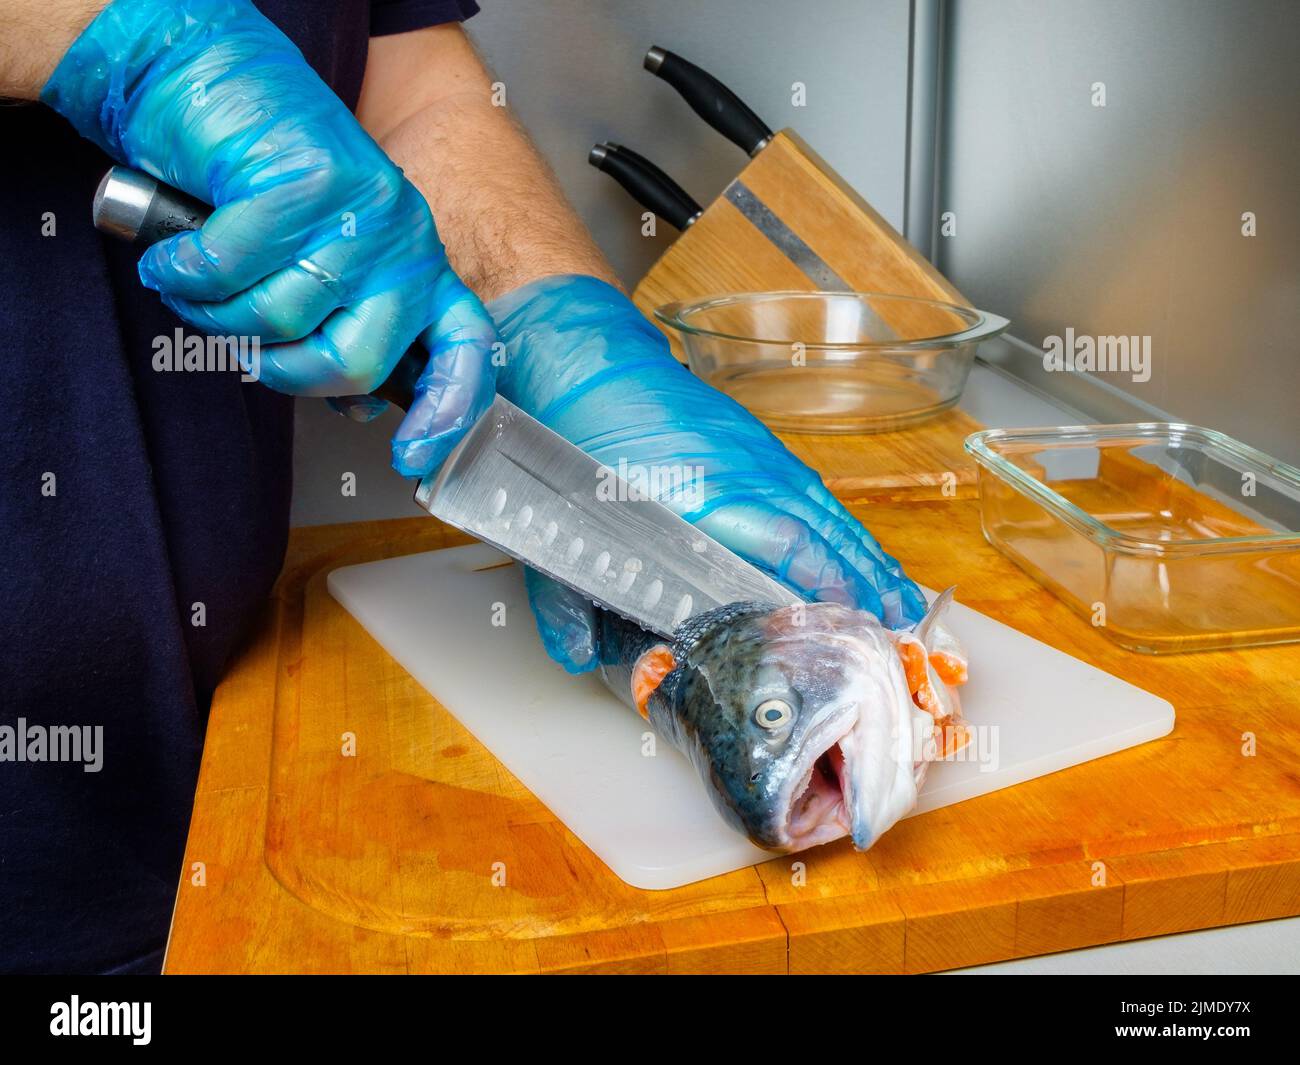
[930, 650, 968, 686]
[895, 633, 945, 716]
[631, 645, 676, 720]
[913, 586, 969, 687]
[912, 586, 957, 644]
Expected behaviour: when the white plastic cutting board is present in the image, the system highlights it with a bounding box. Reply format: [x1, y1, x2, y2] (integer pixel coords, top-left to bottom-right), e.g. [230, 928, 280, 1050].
[328, 543, 1174, 890]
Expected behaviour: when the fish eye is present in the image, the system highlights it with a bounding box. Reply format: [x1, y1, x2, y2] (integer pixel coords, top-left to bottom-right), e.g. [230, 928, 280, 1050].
[754, 698, 794, 730]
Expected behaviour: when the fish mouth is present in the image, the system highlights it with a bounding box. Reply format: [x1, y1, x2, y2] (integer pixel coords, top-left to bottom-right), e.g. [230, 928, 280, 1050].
[759, 596, 967, 854]
[780, 692, 925, 852]
[781, 707, 859, 850]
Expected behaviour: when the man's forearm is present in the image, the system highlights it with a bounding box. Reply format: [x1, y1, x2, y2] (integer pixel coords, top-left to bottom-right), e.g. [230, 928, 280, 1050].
[14, 12, 612, 303]
[358, 25, 616, 304]
[380, 94, 617, 302]
[0, 0, 104, 99]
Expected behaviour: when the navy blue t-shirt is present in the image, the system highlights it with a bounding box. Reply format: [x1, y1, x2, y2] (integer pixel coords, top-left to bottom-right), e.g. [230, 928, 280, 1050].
[0, 0, 479, 975]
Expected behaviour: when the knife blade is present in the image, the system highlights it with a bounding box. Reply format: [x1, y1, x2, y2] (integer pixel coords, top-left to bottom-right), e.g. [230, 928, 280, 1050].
[413, 395, 799, 636]
[93, 166, 800, 636]
[644, 46, 773, 156]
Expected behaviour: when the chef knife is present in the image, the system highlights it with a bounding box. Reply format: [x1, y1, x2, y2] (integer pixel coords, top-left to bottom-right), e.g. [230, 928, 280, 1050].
[644, 46, 773, 156]
[588, 142, 702, 230]
[92, 167, 800, 636]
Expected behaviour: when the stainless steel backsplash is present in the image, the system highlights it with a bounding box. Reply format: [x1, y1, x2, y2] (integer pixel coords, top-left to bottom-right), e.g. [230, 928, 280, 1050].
[935, 0, 1299, 463]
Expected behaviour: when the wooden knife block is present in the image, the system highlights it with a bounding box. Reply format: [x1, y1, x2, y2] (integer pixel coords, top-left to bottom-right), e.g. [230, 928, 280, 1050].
[632, 129, 967, 359]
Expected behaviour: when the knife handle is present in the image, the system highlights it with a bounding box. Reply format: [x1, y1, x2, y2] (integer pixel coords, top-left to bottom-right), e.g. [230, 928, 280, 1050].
[588, 143, 701, 230]
[644, 46, 772, 156]
[92, 166, 421, 412]
[606, 143, 704, 221]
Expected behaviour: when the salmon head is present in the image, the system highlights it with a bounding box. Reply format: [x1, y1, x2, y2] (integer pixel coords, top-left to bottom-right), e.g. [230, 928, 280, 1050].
[614, 593, 968, 853]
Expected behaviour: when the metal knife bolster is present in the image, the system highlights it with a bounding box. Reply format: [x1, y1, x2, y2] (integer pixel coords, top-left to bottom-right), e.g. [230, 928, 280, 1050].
[413, 396, 800, 637]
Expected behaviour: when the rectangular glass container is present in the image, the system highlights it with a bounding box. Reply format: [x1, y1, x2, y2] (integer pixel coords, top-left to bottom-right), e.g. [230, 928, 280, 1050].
[965, 423, 1300, 653]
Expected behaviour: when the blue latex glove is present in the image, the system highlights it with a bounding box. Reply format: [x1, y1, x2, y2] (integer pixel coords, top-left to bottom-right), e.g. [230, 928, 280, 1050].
[489, 275, 929, 673]
[42, 0, 495, 477]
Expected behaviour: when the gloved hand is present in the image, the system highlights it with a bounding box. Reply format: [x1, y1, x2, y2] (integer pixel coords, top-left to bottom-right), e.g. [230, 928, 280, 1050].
[42, 0, 495, 477]
[489, 275, 929, 673]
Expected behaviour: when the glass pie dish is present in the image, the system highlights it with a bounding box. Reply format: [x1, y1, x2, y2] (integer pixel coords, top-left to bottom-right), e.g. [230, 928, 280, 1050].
[654, 291, 1009, 433]
[965, 423, 1300, 653]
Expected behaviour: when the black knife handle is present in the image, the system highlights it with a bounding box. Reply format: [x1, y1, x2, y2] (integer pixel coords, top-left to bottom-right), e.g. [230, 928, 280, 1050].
[92, 166, 421, 411]
[644, 46, 772, 156]
[605, 143, 704, 220]
[588, 143, 700, 230]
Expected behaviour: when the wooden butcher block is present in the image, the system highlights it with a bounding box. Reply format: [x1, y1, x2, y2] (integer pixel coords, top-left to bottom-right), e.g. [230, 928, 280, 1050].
[631, 130, 968, 356]
[626, 128, 986, 497]
[165, 446, 1300, 974]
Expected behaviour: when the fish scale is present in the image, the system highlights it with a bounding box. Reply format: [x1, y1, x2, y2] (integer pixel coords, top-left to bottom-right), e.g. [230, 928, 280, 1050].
[595, 601, 773, 724]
